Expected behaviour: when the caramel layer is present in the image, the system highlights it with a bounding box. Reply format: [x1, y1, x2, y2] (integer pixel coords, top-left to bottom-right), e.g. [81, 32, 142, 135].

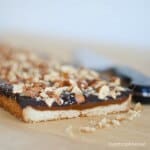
[31, 94, 129, 111]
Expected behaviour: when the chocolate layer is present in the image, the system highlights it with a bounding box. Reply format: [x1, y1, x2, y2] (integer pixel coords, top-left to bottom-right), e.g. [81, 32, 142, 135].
[0, 81, 130, 111]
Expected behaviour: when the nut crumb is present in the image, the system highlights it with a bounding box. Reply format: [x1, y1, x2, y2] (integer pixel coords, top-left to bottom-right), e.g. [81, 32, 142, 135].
[110, 77, 121, 85]
[115, 114, 126, 121]
[98, 85, 110, 99]
[98, 118, 110, 128]
[80, 126, 96, 133]
[127, 110, 140, 120]
[79, 107, 142, 133]
[71, 86, 82, 94]
[89, 120, 97, 126]
[100, 118, 107, 124]
[13, 83, 24, 93]
[111, 119, 120, 126]
[134, 102, 143, 112]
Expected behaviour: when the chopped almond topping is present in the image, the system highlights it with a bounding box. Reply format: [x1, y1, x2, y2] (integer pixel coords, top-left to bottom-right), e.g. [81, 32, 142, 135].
[44, 71, 59, 82]
[13, 83, 24, 93]
[60, 72, 69, 79]
[61, 65, 76, 74]
[40, 91, 48, 98]
[46, 91, 55, 97]
[110, 90, 117, 99]
[62, 80, 71, 86]
[75, 94, 85, 104]
[77, 80, 88, 89]
[55, 87, 69, 96]
[0, 47, 129, 108]
[44, 98, 55, 107]
[98, 85, 110, 99]
[71, 86, 82, 94]
[54, 80, 71, 87]
[24, 86, 42, 97]
[110, 77, 121, 85]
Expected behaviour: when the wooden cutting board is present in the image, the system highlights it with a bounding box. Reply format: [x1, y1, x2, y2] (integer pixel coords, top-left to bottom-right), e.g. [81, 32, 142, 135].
[0, 37, 150, 150]
[0, 105, 150, 150]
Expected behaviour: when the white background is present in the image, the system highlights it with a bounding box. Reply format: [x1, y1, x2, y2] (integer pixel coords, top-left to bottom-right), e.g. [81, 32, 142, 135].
[0, 0, 149, 49]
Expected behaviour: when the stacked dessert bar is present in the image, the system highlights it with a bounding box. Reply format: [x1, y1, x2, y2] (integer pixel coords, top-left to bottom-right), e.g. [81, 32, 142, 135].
[0, 46, 131, 122]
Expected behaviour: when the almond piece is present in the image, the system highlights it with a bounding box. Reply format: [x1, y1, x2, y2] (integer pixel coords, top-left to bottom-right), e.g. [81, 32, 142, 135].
[47, 92, 62, 105]
[98, 85, 110, 99]
[13, 83, 24, 93]
[72, 86, 82, 94]
[44, 98, 55, 107]
[75, 94, 85, 104]
[77, 80, 88, 89]
[110, 77, 121, 85]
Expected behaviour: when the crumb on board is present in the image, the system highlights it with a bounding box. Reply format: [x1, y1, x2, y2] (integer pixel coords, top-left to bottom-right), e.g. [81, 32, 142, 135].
[127, 110, 141, 120]
[98, 118, 108, 128]
[79, 126, 96, 133]
[115, 114, 126, 121]
[64, 103, 143, 135]
[134, 102, 143, 112]
[111, 119, 120, 126]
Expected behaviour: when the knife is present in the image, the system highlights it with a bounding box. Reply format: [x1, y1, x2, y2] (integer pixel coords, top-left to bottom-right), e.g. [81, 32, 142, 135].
[73, 49, 150, 103]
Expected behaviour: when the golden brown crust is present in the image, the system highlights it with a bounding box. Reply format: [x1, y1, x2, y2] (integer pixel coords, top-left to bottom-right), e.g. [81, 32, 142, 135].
[0, 47, 132, 123]
[0, 95, 24, 121]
